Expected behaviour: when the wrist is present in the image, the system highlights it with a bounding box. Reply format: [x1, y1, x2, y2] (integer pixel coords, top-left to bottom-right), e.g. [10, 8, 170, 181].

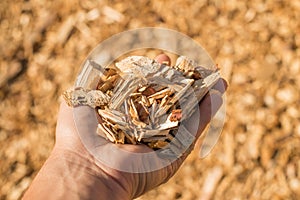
[52, 148, 132, 200]
[24, 147, 131, 200]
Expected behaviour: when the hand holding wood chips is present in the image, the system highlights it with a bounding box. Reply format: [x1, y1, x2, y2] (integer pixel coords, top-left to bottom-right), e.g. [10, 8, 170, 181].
[63, 55, 220, 155]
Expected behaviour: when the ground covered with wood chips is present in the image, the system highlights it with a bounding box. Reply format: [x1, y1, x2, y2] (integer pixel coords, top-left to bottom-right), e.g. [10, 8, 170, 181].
[1, 0, 300, 199]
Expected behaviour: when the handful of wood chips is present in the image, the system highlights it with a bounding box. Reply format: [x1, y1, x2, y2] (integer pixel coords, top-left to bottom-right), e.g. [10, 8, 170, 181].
[63, 55, 220, 150]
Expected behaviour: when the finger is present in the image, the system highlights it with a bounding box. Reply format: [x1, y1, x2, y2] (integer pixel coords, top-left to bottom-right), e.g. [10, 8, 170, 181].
[154, 54, 171, 65]
[193, 78, 227, 136]
[56, 102, 102, 147]
[197, 92, 223, 137]
[211, 78, 228, 94]
[55, 102, 82, 148]
[167, 92, 223, 176]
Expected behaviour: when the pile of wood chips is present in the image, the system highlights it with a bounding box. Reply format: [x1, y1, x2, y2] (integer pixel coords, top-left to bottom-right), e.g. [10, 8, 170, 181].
[63, 55, 219, 150]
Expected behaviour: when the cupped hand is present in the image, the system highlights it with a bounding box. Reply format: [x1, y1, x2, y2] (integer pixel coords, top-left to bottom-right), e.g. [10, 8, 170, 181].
[24, 54, 227, 200]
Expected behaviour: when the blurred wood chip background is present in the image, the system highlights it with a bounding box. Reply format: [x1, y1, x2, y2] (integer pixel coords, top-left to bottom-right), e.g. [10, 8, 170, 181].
[0, 0, 300, 199]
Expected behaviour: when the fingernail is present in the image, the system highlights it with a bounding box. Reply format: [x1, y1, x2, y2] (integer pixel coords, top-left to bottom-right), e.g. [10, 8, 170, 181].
[155, 54, 171, 66]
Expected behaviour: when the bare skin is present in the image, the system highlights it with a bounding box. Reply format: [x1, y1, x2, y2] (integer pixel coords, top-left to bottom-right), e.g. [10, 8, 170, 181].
[23, 54, 227, 200]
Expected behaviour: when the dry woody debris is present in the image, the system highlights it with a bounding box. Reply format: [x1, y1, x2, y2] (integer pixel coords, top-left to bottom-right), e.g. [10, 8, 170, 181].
[63, 55, 220, 150]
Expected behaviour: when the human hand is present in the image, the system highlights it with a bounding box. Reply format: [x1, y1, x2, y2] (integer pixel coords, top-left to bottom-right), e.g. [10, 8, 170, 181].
[24, 54, 227, 200]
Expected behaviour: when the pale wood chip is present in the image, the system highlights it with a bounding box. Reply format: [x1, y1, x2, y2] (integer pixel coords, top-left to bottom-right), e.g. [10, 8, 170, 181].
[62, 87, 110, 108]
